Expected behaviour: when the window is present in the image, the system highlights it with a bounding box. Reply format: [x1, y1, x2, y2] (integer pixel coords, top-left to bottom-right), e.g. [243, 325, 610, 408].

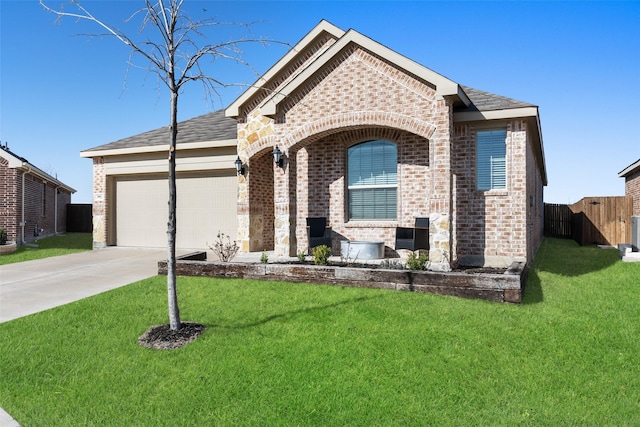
[347, 140, 397, 220]
[477, 129, 506, 190]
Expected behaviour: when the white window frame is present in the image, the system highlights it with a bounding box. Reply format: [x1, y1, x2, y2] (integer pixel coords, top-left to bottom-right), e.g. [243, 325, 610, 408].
[476, 129, 507, 191]
[347, 140, 398, 220]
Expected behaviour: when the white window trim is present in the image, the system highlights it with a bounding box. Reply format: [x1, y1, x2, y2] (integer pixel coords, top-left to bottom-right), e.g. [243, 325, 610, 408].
[476, 129, 508, 192]
[347, 140, 398, 221]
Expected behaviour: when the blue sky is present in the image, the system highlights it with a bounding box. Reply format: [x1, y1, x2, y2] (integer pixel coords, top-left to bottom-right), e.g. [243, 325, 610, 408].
[1, 0, 639, 204]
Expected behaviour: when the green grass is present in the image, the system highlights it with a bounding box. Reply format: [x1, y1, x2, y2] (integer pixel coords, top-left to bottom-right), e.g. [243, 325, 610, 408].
[0, 233, 92, 265]
[1, 238, 639, 425]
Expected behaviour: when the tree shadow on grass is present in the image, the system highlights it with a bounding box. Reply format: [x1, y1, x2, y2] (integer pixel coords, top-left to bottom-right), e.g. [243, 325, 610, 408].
[213, 294, 386, 330]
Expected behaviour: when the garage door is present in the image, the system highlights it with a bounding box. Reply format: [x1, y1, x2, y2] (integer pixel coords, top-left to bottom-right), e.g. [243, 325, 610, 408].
[115, 173, 238, 249]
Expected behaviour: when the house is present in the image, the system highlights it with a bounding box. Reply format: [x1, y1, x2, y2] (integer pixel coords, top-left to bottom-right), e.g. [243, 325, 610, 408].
[619, 158, 640, 215]
[0, 144, 76, 244]
[81, 20, 547, 270]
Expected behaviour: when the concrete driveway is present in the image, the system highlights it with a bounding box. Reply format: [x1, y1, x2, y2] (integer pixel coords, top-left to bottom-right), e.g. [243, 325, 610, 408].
[0, 247, 166, 323]
[0, 247, 168, 426]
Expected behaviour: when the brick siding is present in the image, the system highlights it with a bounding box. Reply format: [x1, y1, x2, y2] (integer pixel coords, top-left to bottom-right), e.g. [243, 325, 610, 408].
[625, 169, 640, 216]
[236, 44, 543, 266]
[91, 157, 108, 248]
[0, 159, 71, 243]
[0, 157, 19, 241]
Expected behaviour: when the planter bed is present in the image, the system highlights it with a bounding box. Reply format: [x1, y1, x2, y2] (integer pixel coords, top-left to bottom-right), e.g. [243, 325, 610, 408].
[0, 241, 18, 255]
[158, 253, 528, 303]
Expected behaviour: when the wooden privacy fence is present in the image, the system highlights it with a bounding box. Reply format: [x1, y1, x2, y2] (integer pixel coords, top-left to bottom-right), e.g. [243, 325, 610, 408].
[544, 196, 632, 246]
[544, 203, 572, 238]
[66, 204, 93, 233]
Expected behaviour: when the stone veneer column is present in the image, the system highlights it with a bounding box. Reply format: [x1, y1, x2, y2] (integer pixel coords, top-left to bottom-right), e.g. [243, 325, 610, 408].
[273, 161, 291, 257]
[428, 98, 454, 271]
[295, 147, 311, 253]
[236, 109, 275, 253]
[236, 168, 250, 252]
[92, 157, 107, 249]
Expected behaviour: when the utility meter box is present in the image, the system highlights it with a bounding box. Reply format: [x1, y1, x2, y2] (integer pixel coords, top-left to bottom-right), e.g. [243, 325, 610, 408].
[632, 216, 640, 252]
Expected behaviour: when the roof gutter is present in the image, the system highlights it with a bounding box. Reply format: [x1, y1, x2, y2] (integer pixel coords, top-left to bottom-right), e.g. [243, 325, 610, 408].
[16, 161, 76, 194]
[618, 159, 640, 178]
[80, 139, 237, 158]
[453, 106, 539, 122]
[54, 185, 60, 235]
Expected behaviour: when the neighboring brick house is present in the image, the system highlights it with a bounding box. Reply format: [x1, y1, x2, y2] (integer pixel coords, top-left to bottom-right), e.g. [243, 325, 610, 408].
[82, 20, 547, 270]
[619, 158, 640, 215]
[0, 144, 76, 244]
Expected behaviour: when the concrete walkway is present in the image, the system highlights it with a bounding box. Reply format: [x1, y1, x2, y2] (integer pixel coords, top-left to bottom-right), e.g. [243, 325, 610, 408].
[0, 247, 166, 426]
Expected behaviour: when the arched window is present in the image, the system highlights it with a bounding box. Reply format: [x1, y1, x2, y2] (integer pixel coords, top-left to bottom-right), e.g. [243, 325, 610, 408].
[347, 140, 397, 220]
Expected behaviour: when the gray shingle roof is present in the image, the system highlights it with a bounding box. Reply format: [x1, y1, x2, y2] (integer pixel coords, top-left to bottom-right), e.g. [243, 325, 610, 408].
[84, 87, 536, 153]
[0, 144, 29, 163]
[1, 145, 76, 192]
[83, 109, 237, 152]
[458, 86, 537, 112]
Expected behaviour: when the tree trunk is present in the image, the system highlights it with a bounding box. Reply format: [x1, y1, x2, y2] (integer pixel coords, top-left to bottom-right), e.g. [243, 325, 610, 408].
[167, 87, 181, 331]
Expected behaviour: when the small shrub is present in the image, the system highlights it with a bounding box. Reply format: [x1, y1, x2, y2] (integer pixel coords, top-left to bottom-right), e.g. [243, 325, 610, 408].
[297, 250, 306, 262]
[260, 251, 269, 264]
[207, 232, 239, 262]
[0, 228, 7, 245]
[407, 252, 428, 271]
[379, 259, 405, 270]
[312, 245, 331, 266]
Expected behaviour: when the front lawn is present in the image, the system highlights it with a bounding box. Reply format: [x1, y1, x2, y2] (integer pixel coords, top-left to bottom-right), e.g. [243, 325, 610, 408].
[0, 233, 92, 265]
[0, 238, 638, 425]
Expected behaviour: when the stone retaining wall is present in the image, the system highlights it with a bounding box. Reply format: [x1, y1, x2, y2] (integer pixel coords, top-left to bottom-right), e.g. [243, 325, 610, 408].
[159, 254, 527, 303]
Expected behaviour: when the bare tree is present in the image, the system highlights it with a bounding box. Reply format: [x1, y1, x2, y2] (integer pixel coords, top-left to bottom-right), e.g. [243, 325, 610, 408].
[41, 0, 275, 331]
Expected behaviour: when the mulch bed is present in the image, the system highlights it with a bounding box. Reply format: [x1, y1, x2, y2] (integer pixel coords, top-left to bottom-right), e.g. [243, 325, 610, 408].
[270, 260, 507, 274]
[455, 266, 507, 274]
[138, 322, 206, 350]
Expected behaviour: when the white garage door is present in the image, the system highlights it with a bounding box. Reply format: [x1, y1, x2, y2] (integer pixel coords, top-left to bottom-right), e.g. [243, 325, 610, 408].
[115, 173, 238, 249]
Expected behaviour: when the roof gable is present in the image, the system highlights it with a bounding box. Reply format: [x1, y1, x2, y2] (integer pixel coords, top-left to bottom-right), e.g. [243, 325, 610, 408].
[0, 144, 27, 168]
[225, 20, 345, 117]
[226, 21, 471, 119]
[619, 158, 640, 177]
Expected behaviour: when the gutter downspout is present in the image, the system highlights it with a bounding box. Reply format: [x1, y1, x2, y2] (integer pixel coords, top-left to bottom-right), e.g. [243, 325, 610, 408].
[54, 185, 60, 234]
[21, 164, 31, 245]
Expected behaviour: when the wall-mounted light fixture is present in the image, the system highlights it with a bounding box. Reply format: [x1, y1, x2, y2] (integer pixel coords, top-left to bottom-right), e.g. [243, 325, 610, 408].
[273, 145, 284, 168]
[234, 156, 245, 176]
